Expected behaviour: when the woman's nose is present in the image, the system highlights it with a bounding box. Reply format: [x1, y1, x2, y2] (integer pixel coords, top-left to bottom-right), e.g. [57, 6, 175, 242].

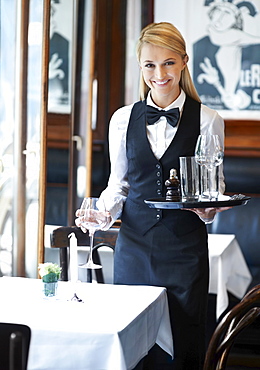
[155, 66, 166, 79]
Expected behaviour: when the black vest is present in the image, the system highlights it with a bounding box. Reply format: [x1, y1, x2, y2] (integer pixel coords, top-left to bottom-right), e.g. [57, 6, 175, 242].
[121, 95, 204, 236]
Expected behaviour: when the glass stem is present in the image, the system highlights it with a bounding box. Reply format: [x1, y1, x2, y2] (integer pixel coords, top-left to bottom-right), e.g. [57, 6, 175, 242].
[87, 231, 94, 265]
[208, 167, 213, 200]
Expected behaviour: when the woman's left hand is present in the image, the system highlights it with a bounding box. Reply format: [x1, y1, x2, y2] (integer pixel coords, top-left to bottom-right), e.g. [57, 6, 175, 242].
[183, 206, 232, 224]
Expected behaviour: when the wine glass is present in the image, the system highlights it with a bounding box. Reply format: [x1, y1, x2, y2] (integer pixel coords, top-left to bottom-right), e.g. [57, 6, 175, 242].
[78, 197, 108, 269]
[195, 134, 224, 200]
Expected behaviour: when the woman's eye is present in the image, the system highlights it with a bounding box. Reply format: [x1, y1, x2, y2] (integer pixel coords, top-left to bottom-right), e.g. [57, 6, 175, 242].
[165, 61, 174, 66]
[145, 63, 154, 68]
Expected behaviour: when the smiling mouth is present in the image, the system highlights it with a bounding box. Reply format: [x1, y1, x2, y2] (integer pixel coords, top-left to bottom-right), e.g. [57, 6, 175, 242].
[153, 80, 170, 85]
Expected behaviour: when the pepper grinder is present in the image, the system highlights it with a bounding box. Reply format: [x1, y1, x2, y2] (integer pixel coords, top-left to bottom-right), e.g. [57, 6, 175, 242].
[165, 168, 181, 201]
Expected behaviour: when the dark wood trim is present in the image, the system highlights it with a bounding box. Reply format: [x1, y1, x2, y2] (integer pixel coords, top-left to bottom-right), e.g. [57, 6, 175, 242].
[141, 0, 154, 27]
[85, 0, 96, 197]
[93, 0, 127, 143]
[224, 120, 260, 157]
[38, 0, 51, 267]
[67, 0, 81, 223]
[47, 113, 70, 148]
[15, 0, 30, 277]
[88, 0, 127, 194]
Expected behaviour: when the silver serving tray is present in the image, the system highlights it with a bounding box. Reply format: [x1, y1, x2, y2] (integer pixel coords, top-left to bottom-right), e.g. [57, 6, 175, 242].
[144, 194, 251, 209]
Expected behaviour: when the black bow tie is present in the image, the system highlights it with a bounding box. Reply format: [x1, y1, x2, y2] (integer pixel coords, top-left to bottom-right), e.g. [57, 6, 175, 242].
[146, 106, 180, 127]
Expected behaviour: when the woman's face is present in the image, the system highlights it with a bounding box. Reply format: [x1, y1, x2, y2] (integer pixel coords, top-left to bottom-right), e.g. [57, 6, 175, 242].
[139, 43, 187, 107]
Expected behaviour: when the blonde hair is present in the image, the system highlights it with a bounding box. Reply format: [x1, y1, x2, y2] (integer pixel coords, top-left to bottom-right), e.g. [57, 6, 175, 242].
[136, 22, 201, 102]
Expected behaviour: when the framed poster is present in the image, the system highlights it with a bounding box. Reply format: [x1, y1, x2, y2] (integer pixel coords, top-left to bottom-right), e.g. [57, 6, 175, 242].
[48, 0, 74, 114]
[155, 0, 260, 119]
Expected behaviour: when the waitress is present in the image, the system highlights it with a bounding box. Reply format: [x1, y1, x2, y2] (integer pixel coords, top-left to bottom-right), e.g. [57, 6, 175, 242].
[76, 22, 227, 370]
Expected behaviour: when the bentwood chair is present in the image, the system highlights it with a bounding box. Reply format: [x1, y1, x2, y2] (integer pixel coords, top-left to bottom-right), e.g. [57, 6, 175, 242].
[50, 223, 120, 283]
[0, 322, 31, 370]
[203, 284, 260, 370]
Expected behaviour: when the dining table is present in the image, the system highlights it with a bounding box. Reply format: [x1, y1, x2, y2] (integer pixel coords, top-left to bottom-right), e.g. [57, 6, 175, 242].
[0, 277, 173, 370]
[45, 226, 253, 321]
[208, 233, 252, 319]
[88, 233, 252, 320]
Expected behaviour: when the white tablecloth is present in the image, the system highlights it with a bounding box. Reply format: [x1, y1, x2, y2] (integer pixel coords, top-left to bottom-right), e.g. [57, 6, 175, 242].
[208, 234, 252, 319]
[0, 277, 173, 370]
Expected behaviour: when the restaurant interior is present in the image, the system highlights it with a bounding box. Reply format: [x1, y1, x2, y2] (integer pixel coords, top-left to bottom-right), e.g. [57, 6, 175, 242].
[0, 0, 259, 369]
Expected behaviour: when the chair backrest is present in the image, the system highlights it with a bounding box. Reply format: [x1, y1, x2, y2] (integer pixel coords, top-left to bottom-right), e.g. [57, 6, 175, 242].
[50, 225, 119, 283]
[0, 322, 31, 370]
[203, 284, 260, 370]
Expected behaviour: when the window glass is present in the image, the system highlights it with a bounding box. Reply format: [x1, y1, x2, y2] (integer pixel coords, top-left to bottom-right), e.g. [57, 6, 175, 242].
[0, 0, 17, 276]
[0, 0, 43, 277]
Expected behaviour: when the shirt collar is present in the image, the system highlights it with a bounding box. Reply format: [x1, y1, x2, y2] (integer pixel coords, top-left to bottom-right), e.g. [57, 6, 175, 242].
[146, 89, 186, 112]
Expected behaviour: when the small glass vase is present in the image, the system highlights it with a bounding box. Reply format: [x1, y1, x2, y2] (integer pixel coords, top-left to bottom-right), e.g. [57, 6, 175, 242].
[43, 281, 58, 297]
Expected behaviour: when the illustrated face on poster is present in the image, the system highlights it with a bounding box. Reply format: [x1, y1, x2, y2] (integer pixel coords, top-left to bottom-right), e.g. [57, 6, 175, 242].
[155, 0, 260, 119]
[48, 0, 73, 114]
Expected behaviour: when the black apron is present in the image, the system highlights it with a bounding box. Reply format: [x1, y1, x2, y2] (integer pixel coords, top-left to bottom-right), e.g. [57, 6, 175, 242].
[114, 97, 209, 370]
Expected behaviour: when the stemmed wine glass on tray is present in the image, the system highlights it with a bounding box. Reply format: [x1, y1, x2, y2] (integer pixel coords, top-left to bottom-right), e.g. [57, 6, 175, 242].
[195, 134, 224, 200]
[78, 197, 109, 269]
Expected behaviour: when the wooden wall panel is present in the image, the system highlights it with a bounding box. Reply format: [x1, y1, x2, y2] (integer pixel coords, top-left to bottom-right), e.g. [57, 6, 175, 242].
[225, 120, 260, 157]
[47, 113, 70, 148]
[93, 0, 127, 143]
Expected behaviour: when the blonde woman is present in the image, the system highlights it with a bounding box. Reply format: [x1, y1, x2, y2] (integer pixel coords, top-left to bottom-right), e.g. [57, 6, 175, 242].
[77, 22, 228, 369]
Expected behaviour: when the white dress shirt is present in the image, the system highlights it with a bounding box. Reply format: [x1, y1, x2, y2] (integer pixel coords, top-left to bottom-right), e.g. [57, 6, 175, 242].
[100, 90, 225, 224]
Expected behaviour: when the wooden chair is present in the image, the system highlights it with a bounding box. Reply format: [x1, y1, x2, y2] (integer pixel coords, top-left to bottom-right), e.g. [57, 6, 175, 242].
[0, 322, 31, 370]
[204, 284, 260, 370]
[50, 223, 120, 282]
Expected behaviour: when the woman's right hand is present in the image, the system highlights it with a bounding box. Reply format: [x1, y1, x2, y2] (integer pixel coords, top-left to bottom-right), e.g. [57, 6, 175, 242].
[75, 208, 112, 233]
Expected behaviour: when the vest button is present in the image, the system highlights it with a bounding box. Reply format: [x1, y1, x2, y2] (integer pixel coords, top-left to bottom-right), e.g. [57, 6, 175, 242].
[156, 164, 161, 169]
[157, 171, 161, 177]
[156, 214, 160, 220]
[157, 189, 161, 195]
[157, 180, 161, 186]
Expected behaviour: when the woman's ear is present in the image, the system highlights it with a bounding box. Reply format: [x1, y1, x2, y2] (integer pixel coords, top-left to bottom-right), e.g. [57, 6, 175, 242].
[183, 54, 189, 68]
